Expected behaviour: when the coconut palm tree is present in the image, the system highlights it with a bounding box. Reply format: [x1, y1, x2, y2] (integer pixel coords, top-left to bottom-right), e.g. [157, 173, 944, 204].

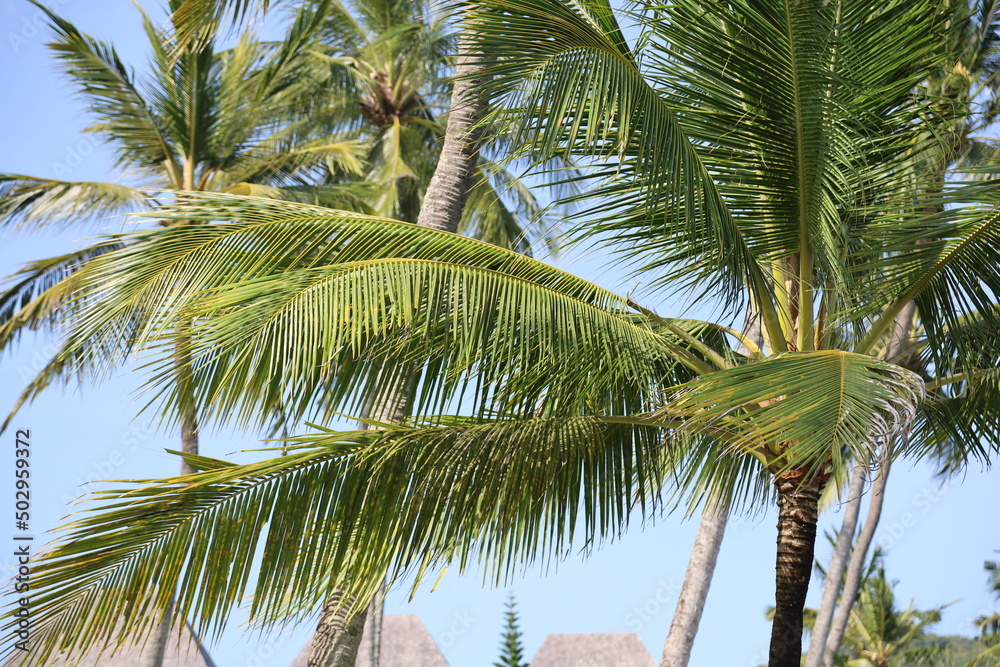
[0, 2, 548, 665]
[836, 555, 949, 667]
[0, 4, 366, 665]
[2, 1, 1000, 667]
[810, 4, 1000, 661]
[0, 0, 369, 436]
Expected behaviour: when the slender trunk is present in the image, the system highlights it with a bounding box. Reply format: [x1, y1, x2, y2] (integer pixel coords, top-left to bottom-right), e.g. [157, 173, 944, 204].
[356, 588, 385, 667]
[140, 598, 175, 667]
[823, 459, 890, 663]
[307, 24, 488, 667]
[804, 464, 865, 667]
[660, 506, 728, 667]
[812, 300, 915, 665]
[307, 379, 407, 667]
[659, 309, 762, 667]
[415, 30, 489, 232]
[146, 153, 198, 667]
[769, 474, 822, 667]
[309, 591, 370, 667]
[176, 331, 200, 477]
[141, 338, 200, 667]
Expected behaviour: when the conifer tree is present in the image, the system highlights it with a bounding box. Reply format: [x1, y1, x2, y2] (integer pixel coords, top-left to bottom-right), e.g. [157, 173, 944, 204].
[494, 592, 528, 667]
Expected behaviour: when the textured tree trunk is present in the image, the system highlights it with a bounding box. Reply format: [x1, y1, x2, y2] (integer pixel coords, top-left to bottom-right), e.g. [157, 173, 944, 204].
[659, 307, 763, 667]
[309, 591, 370, 667]
[769, 474, 822, 667]
[660, 506, 728, 667]
[307, 24, 488, 667]
[140, 598, 175, 667]
[812, 300, 915, 665]
[823, 459, 890, 663]
[803, 464, 865, 667]
[415, 30, 489, 232]
[179, 406, 199, 476]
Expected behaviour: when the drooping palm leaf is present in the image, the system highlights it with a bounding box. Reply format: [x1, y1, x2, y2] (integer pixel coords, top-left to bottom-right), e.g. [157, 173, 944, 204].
[2, 415, 670, 662]
[0, 176, 150, 231]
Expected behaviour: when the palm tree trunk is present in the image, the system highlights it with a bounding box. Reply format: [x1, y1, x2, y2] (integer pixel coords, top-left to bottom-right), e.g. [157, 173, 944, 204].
[140, 598, 175, 667]
[659, 307, 762, 667]
[812, 300, 915, 665]
[309, 591, 371, 667]
[142, 338, 200, 667]
[823, 459, 890, 664]
[769, 474, 822, 667]
[307, 378, 407, 667]
[307, 24, 489, 667]
[659, 505, 728, 667]
[415, 29, 488, 231]
[803, 464, 865, 667]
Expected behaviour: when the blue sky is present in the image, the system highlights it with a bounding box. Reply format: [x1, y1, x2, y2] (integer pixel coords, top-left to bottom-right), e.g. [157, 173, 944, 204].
[0, 1, 997, 665]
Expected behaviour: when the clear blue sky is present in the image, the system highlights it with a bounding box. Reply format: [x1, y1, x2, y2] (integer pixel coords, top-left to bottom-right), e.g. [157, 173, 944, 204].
[0, 1, 997, 665]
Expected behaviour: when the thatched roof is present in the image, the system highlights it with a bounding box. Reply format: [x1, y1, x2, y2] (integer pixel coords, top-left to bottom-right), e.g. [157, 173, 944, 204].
[529, 633, 656, 667]
[291, 615, 449, 667]
[4, 619, 216, 667]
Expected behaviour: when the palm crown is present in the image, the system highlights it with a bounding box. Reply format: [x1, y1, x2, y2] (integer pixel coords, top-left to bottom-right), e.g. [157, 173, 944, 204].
[2, 0, 999, 665]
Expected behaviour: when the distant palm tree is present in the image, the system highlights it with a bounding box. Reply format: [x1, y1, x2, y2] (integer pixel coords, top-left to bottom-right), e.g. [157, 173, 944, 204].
[0, 0, 367, 439]
[967, 558, 1000, 666]
[835, 551, 950, 667]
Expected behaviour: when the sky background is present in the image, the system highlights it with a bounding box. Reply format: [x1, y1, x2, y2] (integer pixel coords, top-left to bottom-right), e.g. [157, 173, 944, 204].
[0, 1, 997, 665]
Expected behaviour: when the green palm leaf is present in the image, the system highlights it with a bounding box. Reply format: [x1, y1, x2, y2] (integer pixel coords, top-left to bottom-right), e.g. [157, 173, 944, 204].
[58, 195, 713, 427]
[0, 175, 150, 231]
[658, 351, 926, 475]
[2, 415, 667, 662]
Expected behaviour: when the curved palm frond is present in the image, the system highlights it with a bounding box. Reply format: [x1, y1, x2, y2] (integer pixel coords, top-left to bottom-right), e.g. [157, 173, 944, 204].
[657, 351, 926, 476]
[0, 415, 670, 663]
[30, 1, 182, 177]
[468, 0, 769, 309]
[57, 195, 718, 429]
[0, 242, 125, 349]
[0, 176, 150, 232]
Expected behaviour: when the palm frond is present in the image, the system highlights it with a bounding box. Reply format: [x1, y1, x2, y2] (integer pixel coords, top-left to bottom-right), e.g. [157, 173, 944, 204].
[657, 351, 926, 476]
[0, 415, 668, 663]
[468, 0, 766, 311]
[0, 175, 150, 232]
[57, 194, 712, 428]
[31, 3, 181, 177]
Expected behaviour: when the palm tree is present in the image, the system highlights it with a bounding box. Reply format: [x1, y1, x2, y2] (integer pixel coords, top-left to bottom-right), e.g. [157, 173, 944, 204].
[3, 1, 1000, 667]
[835, 553, 949, 667]
[0, 3, 546, 665]
[967, 558, 1000, 666]
[0, 0, 368, 433]
[811, 4, 1000, 661]
[0, 4, 366, 665]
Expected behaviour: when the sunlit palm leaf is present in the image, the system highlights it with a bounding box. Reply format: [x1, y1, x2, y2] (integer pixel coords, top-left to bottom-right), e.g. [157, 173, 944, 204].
[657, 351, 926, 475]
[0, 176, 150, 231]
[2, 415, 668, 662]
[59, 195, 713, 427]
